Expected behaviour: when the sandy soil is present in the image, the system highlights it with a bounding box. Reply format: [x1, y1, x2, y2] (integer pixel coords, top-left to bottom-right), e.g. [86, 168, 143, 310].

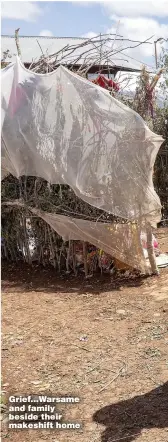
[1, 228, 168, 442]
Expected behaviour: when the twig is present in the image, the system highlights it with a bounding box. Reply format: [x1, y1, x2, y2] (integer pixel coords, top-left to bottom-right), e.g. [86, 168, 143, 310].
[27, 32, 155, 75]
[36, 39, 45, 57]
[15, 28, 21, 58]
[72, 344, 91, 353]
[146, 364, 161, 387]
[98, 363, 126, 393]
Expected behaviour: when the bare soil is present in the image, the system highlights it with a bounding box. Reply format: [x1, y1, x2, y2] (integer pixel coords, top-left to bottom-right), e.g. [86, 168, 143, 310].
[1, 228, 168, 442]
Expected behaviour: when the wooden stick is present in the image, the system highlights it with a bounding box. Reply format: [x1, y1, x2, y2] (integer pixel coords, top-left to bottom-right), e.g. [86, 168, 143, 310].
[47, 225, 56, 268]
[83, 241, 88, 277]
[146, 222, 159, 275]
[15, 28, 21, 58]
[98, 364, 126, 393]
[72, 241, 77, 276]
[66, 240, 71, 273]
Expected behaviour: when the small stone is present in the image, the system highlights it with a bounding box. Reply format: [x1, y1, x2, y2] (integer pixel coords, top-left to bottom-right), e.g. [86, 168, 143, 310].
[116, 309, 126, 315]
[31, 380, 41, 385]
[79, 335, 88, 342]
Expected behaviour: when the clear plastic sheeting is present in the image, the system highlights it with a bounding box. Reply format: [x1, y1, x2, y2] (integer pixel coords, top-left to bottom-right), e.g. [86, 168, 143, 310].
[18, 204, 148, 272]
[1, 57, 163, 224]
[40, 213, 147, 272]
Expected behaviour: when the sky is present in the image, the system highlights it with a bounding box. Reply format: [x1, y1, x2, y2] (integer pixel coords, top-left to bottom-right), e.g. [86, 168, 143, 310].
[1, 0, 168, 84]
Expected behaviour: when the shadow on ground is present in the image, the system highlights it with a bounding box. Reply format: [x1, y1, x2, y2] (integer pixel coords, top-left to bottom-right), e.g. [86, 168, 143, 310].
[93, 382, 168, 442]
[1, 261, 148, 295]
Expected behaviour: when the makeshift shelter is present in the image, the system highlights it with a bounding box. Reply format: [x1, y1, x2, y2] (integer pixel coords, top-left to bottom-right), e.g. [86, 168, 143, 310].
[1, 54, 164, 274]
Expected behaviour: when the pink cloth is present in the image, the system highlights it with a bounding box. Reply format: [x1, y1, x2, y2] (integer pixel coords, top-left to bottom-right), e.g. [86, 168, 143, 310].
[141, 233, 158, 249]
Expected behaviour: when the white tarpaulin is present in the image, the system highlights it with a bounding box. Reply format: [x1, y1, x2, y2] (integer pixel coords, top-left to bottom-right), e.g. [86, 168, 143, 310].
[1, 57, 163, 224]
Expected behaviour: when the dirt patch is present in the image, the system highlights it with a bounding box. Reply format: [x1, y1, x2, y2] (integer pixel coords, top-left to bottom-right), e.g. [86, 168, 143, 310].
[1, 228, 168, 442]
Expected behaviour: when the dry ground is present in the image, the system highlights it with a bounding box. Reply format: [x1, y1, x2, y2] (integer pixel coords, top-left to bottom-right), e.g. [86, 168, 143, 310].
[1, 228, 168, 442]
